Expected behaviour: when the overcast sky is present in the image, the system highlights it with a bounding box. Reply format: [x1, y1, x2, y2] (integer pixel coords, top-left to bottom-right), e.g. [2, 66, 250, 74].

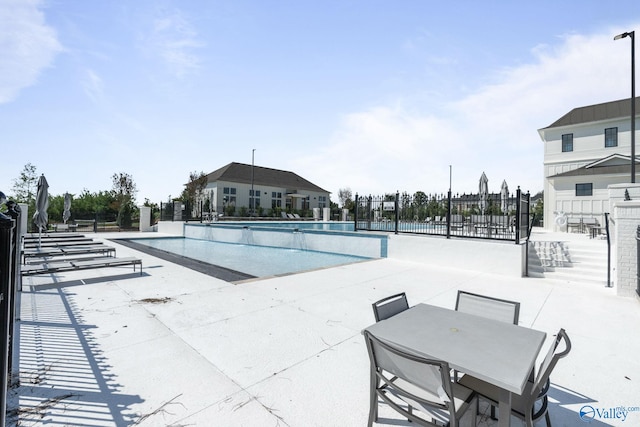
[2, 0, 639, 204]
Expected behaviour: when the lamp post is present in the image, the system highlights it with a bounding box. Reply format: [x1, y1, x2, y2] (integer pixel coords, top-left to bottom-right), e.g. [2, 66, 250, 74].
[615, 30, 636, 183]
[250, 148, 256, 216]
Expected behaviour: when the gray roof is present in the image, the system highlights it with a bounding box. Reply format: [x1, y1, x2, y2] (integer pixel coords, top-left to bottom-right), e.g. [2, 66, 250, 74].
[543, 97, 640, 129]
[552, 164, 634, 178]
[550, 154, 640, 178]
[205, 162, 330, 193]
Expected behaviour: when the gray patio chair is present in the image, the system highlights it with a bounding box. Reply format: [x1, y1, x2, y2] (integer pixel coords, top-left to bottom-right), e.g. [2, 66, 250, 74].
[459, 328, 572, 427]
[455, 290, 520, 325]
[372, 292, 409, 322]
[454, 290, 521, 417]
[364, 330, 477, 427]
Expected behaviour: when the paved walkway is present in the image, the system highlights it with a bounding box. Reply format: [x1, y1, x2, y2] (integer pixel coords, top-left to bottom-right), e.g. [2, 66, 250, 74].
[7, 230, 640, 426]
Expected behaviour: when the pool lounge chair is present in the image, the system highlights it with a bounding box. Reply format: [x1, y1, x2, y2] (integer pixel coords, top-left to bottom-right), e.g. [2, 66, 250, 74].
[24, 232, 86, 241]
[22, 245, 117, 263]
[21, 256, 143, 276]
[24, 238, 96, 249]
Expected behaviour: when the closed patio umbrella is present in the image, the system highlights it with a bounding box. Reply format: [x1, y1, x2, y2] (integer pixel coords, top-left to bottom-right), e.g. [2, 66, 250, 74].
[32, 174, 49, 247]
[63, 192, 71, 224]
[500, 180, 509, 214]
[478, 172, 488, 216]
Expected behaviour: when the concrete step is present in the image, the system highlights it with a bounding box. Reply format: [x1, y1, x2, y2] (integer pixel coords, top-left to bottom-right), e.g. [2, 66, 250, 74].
[528, 235, 609, 285]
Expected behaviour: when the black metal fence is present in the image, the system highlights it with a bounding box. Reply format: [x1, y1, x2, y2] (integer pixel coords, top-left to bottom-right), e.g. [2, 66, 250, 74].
[160, 201, 201, 222]
[1, 202, 22, 426]
[68, 212, 139, 232]
[354, 188, 530, 243]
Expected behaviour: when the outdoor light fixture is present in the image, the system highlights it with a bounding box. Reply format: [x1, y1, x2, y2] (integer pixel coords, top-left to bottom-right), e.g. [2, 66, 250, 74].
[614, 31, 636, 183]
[251, 148, 256, 216]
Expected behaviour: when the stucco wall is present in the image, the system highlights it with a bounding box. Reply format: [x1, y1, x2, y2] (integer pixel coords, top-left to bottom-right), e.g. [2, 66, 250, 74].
[387, 234, 525, 277]
[157, 221, 185, 236]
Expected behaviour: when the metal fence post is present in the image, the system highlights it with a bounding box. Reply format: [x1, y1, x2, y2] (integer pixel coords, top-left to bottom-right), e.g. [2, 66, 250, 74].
[605, 213, 611, 288]
[446, 190, 452, 239]
[354, 194, 359, 231]
[5, 202, 21, 380]
[515, 188, 521, 242]
[394, 191, 400, 234]
[0, 213, 15, 427]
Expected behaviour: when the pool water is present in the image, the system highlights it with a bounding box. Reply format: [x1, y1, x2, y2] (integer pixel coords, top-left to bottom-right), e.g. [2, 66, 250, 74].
[126, 237, 370, 278]
[219, 221, 355, 232]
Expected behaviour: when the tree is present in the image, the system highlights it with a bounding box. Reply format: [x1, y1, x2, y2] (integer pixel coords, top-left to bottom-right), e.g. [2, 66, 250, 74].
[112, 172, 137, 228]
[338, 187, 353, 209]
[11, 163, 38, 204]
[533, 191, 544, 226]
[181, 171, 208, 215]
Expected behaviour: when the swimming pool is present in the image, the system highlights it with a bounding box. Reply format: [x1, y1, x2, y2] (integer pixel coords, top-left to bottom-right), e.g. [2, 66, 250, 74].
[216, 221, 356, 232]
[120, 237, 371, 280]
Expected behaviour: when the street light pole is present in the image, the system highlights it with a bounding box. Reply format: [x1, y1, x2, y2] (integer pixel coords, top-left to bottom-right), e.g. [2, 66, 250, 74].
[251, 148, 256, 216]
[615, 30, 636, 183]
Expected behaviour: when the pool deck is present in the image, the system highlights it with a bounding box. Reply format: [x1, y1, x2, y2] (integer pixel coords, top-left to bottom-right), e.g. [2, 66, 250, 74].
[8, 229, 640, 426]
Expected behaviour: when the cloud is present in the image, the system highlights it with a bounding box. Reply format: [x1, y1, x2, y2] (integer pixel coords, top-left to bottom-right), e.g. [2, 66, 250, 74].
[294, 24, 638, 199]
[0, 0, 63, 103]
[142, 7, 205, 78]
[81, 68, 104, 103]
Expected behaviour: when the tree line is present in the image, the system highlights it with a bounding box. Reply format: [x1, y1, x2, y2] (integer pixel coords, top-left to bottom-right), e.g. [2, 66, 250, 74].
[5, 163, 141, 229]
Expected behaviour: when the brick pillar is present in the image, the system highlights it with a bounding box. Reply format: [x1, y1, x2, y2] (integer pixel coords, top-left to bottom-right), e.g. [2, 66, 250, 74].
[613, 200, 640, 297]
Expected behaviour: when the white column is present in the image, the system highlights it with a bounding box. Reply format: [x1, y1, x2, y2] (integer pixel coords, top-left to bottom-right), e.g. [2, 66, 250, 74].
[19, 203, 28, 235]
[139, 206, 153, 232]
[612, 199, 640, 297]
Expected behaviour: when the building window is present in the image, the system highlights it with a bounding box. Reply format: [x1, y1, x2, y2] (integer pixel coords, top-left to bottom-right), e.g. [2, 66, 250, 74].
[318, 196, 327, 209]
[223, 187, 236, 205]
[249, 189, 260, 208]
[576, 183, 593, 196]
[562, 134, 573, 152]
[271, 192, 282, 208]
[605, 127, 618, 147]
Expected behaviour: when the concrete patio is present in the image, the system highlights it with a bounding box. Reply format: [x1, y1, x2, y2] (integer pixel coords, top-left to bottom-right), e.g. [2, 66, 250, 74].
[6, 229, 640, 426]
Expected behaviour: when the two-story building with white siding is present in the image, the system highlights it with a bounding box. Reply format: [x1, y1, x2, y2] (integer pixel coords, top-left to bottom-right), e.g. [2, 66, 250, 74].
[538, 97, 640, 229]
[198, 162, 331, 216]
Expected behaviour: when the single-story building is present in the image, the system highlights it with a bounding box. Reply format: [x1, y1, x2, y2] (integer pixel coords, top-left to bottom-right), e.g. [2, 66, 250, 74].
[197, 162, 331, 216]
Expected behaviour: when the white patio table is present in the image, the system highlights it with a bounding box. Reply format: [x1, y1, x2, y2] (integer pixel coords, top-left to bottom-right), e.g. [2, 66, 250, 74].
[363, 303, 547, 427]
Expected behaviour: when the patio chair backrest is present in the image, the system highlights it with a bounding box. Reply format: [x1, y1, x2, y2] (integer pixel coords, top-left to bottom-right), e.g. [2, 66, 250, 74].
[490, 215, 509, 225]
[451, 214, 464, 223]
[582, 217, 599, 226]
[530, 328, 572, 401]
[455, 290, 520, 325]
[372, 292, 409, 322]
[364, 330, 453, 412]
